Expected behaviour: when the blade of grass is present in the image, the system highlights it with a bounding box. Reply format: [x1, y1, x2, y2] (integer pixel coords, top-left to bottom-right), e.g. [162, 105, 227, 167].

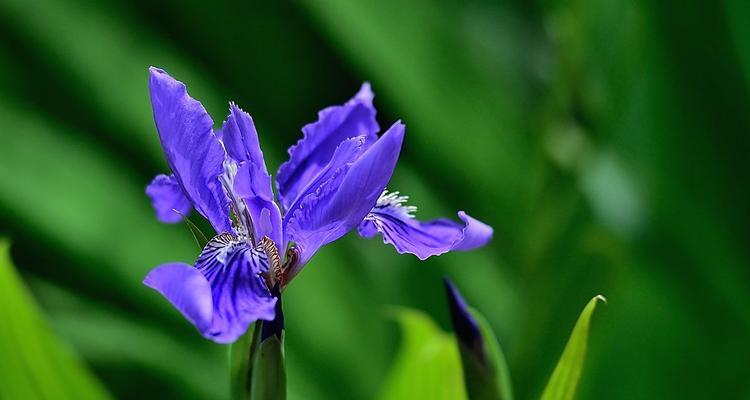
[540, 295, 606, 400]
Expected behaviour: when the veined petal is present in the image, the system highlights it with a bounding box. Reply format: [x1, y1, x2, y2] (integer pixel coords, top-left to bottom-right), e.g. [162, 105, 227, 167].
[221, 104, 283, 247]
[148, 67, 232, 234]
[144, 233, 276, 344]
[276, 83, 379, 211]
[145, 174, 192, 223]
[358, 191, 493, 260]
[196, 234, 277, 343]
[286, 122, 405, 268]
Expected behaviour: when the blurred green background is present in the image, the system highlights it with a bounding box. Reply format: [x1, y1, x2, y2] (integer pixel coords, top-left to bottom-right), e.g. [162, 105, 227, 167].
[1, 0, 749, 398]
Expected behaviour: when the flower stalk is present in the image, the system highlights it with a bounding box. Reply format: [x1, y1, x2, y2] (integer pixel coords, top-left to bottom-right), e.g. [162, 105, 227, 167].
[230, 287, 285, 400]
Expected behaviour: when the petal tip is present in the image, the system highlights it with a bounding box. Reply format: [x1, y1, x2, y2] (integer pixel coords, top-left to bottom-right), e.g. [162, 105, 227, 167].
[148, 66, 172, 83]
[382, 120, 406, 143]
[458, 210, 493, 244]
[355, 82, 375, 104]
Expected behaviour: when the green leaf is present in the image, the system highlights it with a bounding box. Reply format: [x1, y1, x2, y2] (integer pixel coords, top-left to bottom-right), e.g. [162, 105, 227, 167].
[540, 295, 606, 400]
[0, 239, 111, 400]
[250, 329, 287, 400]
[462, 308, 514, 400]
[181, 214, 210, 250]
[30, 277, 225, 400]
[378, 308, 467, 400]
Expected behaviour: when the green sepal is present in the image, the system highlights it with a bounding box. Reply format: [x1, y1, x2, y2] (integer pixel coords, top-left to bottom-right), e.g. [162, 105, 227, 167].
[179, 213, 209, 249]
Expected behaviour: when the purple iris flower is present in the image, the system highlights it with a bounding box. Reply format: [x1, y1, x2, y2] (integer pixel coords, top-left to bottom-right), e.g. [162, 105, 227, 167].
[143, 67, 493, 343]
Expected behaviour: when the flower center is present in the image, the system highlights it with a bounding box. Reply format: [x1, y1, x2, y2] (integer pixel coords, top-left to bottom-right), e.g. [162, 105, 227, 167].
[259, 236, 282, 281]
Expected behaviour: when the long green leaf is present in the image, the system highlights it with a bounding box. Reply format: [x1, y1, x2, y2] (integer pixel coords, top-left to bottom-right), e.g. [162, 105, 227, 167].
[0, 239, 111, 400]
[29, 277, 225, 400]
[540, 295, 606, 400]
[378, 308, 467, 400]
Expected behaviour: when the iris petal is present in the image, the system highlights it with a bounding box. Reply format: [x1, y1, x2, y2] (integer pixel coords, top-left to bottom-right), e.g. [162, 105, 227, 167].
[143, 262, 213, 334]
[358, 197, 493, 260]
[144, 234, 276, 344]
[148, 67, 232, 234]
[282, 135, 366, 225]
[221, 103, 264, 164]
[221, 104, 283, 247]
[276, 83, 379, 211]
[145, 174, 192, 223]
[286, 122, 405, 268]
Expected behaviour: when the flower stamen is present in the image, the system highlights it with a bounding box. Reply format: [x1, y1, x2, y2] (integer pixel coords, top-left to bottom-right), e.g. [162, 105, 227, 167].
[259, 236, 282, 285]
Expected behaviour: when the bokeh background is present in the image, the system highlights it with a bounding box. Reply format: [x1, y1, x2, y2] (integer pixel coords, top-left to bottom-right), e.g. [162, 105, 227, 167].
[1, 0, 749, 399]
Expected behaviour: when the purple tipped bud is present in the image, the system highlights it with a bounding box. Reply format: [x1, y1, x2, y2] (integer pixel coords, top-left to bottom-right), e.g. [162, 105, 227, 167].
[444, 277, 484, 359]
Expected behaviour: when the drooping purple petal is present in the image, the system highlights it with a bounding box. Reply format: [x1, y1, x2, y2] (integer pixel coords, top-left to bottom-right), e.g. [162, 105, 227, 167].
[148, 67, 232, 234]
[145, 174, 192, 223]
[285, 122, 405, 270]
[358, 193, 493, 260]
[143, 262, 213, 334]
[144, 233, 276, 343]
[221, 104, 283, 247]
[276, 83, 379, 212]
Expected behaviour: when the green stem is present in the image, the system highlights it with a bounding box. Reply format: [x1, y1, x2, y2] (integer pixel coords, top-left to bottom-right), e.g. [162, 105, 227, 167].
[230, 322, 263, 400]
[250, 331, 286, 400]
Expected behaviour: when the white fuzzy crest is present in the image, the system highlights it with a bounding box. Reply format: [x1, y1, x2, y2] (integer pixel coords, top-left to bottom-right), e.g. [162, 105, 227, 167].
[374, 189, 418, 218]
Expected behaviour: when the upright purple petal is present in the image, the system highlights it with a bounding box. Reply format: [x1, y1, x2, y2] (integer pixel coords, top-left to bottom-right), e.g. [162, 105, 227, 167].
[285, 122, 405, 270]
[148, 67, 232, 234]
[146, 174, 192, 223]
[282, 135, 367, 221]
[221, 104, 283, 247]
[144, 233, 276, 344]
[358, 192, 493, 260]
[276, 83, 379, 211]
[221, 103, 263, 164]
[280, 136, 365, 261]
